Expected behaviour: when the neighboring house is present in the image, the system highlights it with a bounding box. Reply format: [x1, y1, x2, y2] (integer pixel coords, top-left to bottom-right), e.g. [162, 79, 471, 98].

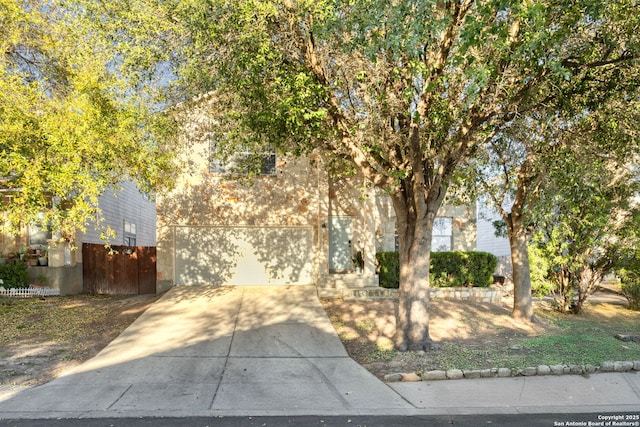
[79, 180, 157, 248]
[156, 108, 477, 294]
[476, 197, 512, 279]
[0, 180, 156, 295]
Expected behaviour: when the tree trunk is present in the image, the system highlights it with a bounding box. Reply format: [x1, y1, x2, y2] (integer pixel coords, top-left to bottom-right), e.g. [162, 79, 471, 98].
[574, 266, 602, 314]
[507, 213, 535, 321]
[395, 216, 435, 351]
[391, 185, 444, 351]
[504, 157, 538, 323]
[552, 270, 573, 314]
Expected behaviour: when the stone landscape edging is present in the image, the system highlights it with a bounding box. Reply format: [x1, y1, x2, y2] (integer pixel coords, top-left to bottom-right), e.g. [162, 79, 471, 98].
[341, 286, 501, 304]
[384, 360, 640, 382]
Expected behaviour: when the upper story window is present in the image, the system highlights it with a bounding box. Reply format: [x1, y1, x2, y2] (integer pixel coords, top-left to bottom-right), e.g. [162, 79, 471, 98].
[209, 138, 276, 176]
[123, 220, 137, 246]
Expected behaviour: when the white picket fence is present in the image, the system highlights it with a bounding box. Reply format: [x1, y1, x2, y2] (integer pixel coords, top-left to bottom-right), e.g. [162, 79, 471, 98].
[0, 286, 60, 297]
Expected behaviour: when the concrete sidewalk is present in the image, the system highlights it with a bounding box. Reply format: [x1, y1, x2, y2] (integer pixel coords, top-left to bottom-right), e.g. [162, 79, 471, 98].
[0, 285, 638, 419]
[391, 372, 640, 415]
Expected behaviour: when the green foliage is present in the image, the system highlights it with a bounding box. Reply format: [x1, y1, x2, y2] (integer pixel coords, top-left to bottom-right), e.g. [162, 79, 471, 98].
[616, 246, 640, 311]
[520, 331, 638, 368]
[528, 245, 556, 298]
[0, 262, 28, 289]
[430, 252, 498, 288]
[618, 270, 640, 311]
[527, 142, 640, 314]
[176, 0, 640, 189]
[352, 250, 364, 270]
[376, 251, 497, 289]
[376, 252, 400, 289]
[0, 0, 182, 236]
[464, 0, 640, 319]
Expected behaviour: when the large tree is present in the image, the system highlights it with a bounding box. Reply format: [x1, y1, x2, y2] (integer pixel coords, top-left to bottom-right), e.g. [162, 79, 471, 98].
[0, 0, 181, 237]
[478, 108, 639, 317]
[174, 0, 639, 349]
[476, 85, 639, 320]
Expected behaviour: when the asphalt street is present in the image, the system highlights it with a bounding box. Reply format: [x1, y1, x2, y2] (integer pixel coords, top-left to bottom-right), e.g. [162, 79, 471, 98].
[2, 413, 640, 427]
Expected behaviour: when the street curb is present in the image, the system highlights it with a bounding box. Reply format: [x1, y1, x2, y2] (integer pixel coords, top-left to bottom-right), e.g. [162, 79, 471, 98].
[385, 360, 640, 382]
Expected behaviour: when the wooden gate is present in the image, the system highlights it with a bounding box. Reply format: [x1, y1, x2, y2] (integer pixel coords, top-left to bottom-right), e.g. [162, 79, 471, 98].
[82, 243, 156, 295]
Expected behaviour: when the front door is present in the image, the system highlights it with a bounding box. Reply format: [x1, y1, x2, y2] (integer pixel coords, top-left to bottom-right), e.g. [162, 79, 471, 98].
[329, 216, 353, 273]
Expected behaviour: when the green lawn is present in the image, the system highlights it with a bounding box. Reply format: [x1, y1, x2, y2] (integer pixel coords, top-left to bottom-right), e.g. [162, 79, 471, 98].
[419, 301, 640, 372]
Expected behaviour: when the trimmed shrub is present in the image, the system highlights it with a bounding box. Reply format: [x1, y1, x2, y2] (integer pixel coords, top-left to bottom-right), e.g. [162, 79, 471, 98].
[376, 251, 498, 289]
[430, 251, 498, 288]
[377, 252, 400, 289]
[0, 262, 29, 288]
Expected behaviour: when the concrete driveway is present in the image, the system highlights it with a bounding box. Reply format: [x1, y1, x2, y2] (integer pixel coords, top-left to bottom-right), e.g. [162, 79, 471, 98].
[0, 286, 411, 418]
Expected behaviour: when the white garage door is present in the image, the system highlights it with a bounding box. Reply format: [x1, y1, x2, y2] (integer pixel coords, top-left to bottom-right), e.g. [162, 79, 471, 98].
[175, 226, 315, 286]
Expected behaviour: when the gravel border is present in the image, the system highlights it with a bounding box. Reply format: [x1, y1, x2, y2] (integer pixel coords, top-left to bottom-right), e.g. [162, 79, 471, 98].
[384, 360, 640, 382]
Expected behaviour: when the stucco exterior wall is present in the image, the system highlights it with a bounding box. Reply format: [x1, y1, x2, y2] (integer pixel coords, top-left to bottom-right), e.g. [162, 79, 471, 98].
[156, 142, 329, 288]
[158, 97, 478, 290]
[158, 138, 479, 290]
[326, 177, 379, 277]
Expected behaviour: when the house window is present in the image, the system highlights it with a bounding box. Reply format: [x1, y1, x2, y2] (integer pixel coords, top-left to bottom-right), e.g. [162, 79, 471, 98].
[29, 223, 52, 246]
[393, 216, 453, 252]
[394, 230, 398, 252]
[432, 217, 452, 252]
[209, 138, 276, 175]
[123, 220, 137, 246]
[258, 152, 277, 175]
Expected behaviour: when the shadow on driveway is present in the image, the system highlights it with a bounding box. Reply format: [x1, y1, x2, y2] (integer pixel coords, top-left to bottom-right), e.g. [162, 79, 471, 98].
[0, 286, 411, 418]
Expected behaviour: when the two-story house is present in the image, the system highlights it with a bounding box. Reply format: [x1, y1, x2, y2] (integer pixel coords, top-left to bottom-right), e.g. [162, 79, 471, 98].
[156, 103, 477, 296]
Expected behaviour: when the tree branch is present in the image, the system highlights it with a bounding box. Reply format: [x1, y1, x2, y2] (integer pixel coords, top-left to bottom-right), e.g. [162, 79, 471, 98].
[561, 51, 636, 69]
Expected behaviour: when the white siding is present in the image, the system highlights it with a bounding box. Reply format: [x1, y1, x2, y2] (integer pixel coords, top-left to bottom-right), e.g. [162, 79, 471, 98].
[80, 180, 156, 246]
[476, 199, 510, 257]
